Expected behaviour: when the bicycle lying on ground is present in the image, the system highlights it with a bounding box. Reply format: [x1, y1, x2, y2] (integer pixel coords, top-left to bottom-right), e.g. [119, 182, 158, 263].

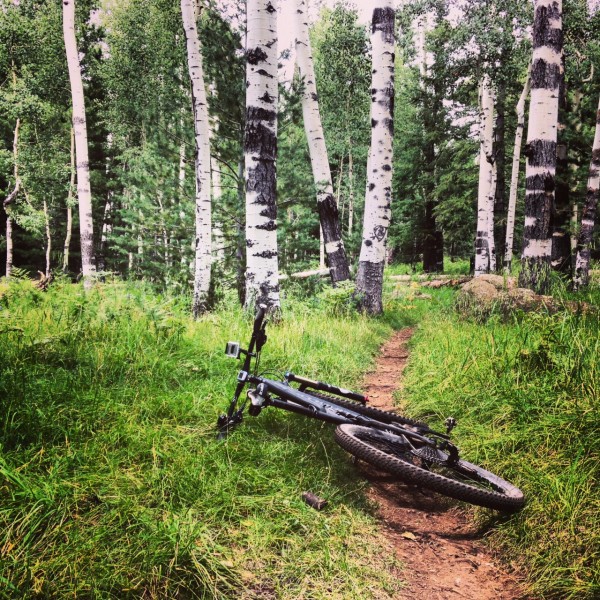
[217, 307, 525, 512]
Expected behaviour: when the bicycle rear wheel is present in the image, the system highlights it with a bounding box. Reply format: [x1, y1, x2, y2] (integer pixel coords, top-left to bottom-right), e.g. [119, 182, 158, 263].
[334, 424, 524, 512]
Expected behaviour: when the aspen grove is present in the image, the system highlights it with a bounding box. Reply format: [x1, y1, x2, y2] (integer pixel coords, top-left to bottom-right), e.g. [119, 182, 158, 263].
[2, 2, 600, 599]
[1, 0, 599, 304]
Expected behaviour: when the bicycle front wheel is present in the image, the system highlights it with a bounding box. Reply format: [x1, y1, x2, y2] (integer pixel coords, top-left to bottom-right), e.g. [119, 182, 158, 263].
[334, 424, 524, 512]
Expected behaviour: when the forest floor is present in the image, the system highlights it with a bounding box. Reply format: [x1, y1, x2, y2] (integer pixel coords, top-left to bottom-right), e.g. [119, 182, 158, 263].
[361, 328, 530, 600]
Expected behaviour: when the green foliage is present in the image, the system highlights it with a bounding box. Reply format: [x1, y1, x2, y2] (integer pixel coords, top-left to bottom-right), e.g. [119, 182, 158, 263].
[314, 280, 358, 317]
[277, 80, 320, 273]
[311, 4, 371, 260]
[0, 281, 407, 597]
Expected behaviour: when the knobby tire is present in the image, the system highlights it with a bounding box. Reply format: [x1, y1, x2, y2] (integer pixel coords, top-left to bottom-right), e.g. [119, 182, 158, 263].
[334, 424, 524, 512]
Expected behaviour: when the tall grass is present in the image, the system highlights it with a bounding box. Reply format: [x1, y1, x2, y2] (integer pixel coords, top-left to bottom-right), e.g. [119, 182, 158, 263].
[4, 274, 598, 598]
[400, 295, 600, 599]
[0, 278, 411, 599]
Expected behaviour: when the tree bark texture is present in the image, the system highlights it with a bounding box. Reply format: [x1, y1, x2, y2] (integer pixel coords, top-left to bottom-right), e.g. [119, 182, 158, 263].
[43, 200, 51, 278]
[551, 52, 571, 275]
[348, 150, 354, 235]
[4, 118, 20, 278]
[475, 75, 496, 276]
[181, 0, 212, 318]
[355, 3, 395, 315]
[504, 68, 531, 271]
[493, 85, 506, 269]
[63, 0, 96, 288]
[294, 0, 350, 284]
[519, 0, 563, 294]
[236, 155, 246, 306]
[244, 0, 280, 312]
[573, 95, 600, 289]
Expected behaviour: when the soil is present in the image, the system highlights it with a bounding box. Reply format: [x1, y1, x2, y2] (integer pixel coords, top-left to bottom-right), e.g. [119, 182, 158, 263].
[360, 328, 530, 600]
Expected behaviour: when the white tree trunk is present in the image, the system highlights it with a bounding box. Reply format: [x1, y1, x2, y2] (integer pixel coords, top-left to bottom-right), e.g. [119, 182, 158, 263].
[98, 198, 112, 272]
[355, 3, 395, 315]
[43, 200, 51, 277]
[519, 0, 562, 293]
[294, 0, 350, 282]
[156, 192, 169, 267]
[348, 150, 354, 234]
[209, 108, 226, 263]
[63, 126, 75, 272]
[181, 0, 212, 317]
[63, 0, 96, 289]
[474, 75, 496, 276]
[211, 154, 226, 262]
[319, 226, 325, 268]
[178, 138, 187, 267]
[573, 95, 600, 289]
[4, 117, 20, 278]
[97, 133, 113, 273]
[5, 215, 13, 278]
[244, 0, 280, 312]
[138, 208, 144, 260]
[570, 203, 578, 252]
[489, 157, 497, 272]
[504, 68, 531, 272]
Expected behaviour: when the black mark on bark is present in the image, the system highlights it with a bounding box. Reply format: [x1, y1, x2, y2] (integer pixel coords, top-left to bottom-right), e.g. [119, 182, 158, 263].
[526, 139, 557, 168]
[247, 47, 268, 65]
[531, 59, 561, 90]
[372, 7, 395, 44]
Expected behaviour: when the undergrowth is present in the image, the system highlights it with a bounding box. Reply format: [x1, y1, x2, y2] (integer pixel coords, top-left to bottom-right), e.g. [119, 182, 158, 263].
[2, 274, 598, 599]
[0, 278, 417, 599]
[400, 290, 600, 599]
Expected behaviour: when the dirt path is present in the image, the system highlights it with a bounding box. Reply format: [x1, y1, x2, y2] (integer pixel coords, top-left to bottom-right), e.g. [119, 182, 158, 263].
[361, 328, 529, 600]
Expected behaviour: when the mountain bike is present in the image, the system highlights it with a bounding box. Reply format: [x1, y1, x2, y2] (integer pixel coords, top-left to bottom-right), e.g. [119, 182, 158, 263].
[217, 306, 525, 512]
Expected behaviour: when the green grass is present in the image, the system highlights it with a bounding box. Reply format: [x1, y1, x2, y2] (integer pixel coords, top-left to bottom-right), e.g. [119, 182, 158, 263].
[399, 290, 600, 599]
[0, 278, 413, 599]
[385, 257, 471, 277]
[2, 274, 599, 598]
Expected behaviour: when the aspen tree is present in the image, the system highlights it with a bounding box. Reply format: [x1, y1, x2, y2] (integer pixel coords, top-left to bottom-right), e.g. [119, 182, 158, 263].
[504, 68, 531, 272]
[181, 0, 212, 317]
[355, 2, 395, 315]
[519, 0, 563, 293]
[573, 95, 600, 289]
[294, 0, 350, 284]
[63, 127, 75, 272]
[244, 0, 280, 312]
[63, 0, 96, 288]
[475, 75, 496, 276]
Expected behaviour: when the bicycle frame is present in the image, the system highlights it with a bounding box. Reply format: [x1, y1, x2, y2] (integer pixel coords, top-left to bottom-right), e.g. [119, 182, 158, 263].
[217, 307, 458, 461]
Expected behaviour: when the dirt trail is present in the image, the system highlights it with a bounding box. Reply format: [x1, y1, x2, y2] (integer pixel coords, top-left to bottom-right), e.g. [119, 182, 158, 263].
[361, 329, 529, 600]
